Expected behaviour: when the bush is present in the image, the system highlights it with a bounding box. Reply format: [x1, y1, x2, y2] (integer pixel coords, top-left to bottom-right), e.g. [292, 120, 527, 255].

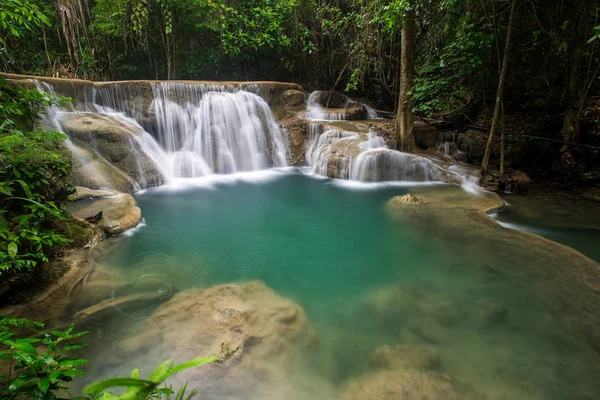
[0, 78, 74, 275]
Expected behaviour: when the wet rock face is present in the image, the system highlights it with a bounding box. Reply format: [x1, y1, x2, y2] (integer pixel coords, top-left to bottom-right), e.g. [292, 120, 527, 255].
[67, 190, 142, 235]
[60, 112, 163, 191]
[108, 281, 322, 399]
[313, 91, 350, 108]
[281, 89, 306, 107]
[280, 116, 308, 166]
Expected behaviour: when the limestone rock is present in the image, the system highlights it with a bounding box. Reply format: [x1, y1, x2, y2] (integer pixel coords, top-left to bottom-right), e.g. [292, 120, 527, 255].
[281, 90, 306, 107]
[371, 344, 440, 371]
[339, 370, 487, 400]
[67, 193, 142, 235]
[358, 283, 509, 340]
[503, 170, 532, 194]
[397, 193, 422, 205]
[313, 91, 350, 108]
[59, 112, 163, 190]
[105, 281, 324, 399]
[68, 144, 138, 193]
[280, 117, 308, 166]
[71, 186, 118, 201]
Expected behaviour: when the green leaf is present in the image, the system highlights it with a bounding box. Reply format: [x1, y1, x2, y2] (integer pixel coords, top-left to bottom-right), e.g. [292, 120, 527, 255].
[15, 180, 32, 199]
[83, 377, 155, 395]
[14, 341, 37, 355]
[164, 356, 218, 379]
[59, 358, 89, 367]
[38, 376, 51, 393]
[8, 241, 18, 257]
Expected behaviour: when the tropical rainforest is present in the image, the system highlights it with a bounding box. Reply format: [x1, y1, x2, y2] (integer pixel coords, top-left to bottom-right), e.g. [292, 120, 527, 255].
[1, 0, 600, 399]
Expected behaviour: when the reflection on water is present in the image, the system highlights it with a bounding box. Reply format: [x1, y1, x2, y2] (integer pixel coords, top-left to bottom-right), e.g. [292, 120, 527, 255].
[69, 172, 600, 400]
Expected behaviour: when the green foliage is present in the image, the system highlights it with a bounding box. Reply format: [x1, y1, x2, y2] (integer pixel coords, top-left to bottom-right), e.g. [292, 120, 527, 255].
[0, 315, 89, 399]
[0, 0, 49, 45]
[413, 10, 492, 117]
[0, 78, 73, 275]
[1, 316, 217, 400]
[589, 25, 600, 44]
[84, 356, 218, 400]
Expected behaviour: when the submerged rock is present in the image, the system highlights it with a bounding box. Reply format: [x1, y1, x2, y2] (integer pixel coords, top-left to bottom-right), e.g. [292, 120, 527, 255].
[339, 370, 487, 400]
[371, 344, 440, 371]
[386, 185, 600, 355]
[106, 281, 333, 399]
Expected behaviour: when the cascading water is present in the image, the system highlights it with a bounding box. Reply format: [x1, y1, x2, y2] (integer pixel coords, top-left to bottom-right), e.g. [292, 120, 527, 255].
[150, 83, 288, 177]
[350, 150, 440, 182]
[306, 123, 359, 178]
[306, 122, 440, 182]
[306, 91, 379, 121]
[30, 79, 289, 190]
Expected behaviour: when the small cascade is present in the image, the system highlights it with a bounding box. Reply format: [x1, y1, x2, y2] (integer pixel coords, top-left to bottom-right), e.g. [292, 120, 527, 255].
[350, 150, 440, 182]
[306, 122, 440, 182]
[306, 91, 378, 121]
[307, 123, 359, 178]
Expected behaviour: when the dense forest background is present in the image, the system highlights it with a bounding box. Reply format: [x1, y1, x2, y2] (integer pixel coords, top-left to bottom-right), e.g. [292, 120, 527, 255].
[1, 0, 600, 180]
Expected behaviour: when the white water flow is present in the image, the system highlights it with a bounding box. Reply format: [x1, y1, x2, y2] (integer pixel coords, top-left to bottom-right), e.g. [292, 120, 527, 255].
[150, 83, 287, 177]
[30, 80, 288, 189]
[307, 123, 440, 182]
[306, 91, 378, 121]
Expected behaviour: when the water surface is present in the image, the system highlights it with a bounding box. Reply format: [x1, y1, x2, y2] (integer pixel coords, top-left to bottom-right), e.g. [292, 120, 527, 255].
[81, 170, 600, 400]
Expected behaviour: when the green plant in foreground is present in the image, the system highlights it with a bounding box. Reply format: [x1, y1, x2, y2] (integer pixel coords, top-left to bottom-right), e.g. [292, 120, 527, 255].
[0, 315, 89, 399]
[0, 77, 74, 275]
[84, 356, 218, 400]
[1, 315, 218, 400]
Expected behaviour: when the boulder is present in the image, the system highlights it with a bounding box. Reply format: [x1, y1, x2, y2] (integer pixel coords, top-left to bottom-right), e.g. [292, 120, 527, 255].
[313, 91, 350, 108]
[281, 90, 306, 107]
[67, 192, 142, 235]
[371, 344, 440, 371]
[102, 281, 327, 399]
[68, 144, 138, 193]
[397, 193, 422, 204]
[318, 105, 368, 121]
[503, 170, 532, 193]
[59, 112, 163, 190]
[339, 370, 487, 400]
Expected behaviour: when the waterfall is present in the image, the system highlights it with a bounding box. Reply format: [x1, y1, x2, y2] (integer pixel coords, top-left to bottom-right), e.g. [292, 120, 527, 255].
[29, 79, 289, 190]
[350, 150, 440, 182]
[150, 83, 288, 177]
[306, 124, 359, 178]
[306, 122, 440, 182]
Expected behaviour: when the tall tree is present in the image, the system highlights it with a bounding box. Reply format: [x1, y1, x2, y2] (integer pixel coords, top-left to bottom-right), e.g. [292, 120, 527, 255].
[396, 2, 416, 152]
[481, 0, 518, 177]
[559, 0, 594, 146]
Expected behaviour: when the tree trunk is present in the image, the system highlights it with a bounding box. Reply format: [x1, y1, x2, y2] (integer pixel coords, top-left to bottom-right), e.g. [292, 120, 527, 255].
[481, 0, 518, 177]
[559, 0, 593, 145]
[396, 5, 416, 152]
[500, 100, 506, 177]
